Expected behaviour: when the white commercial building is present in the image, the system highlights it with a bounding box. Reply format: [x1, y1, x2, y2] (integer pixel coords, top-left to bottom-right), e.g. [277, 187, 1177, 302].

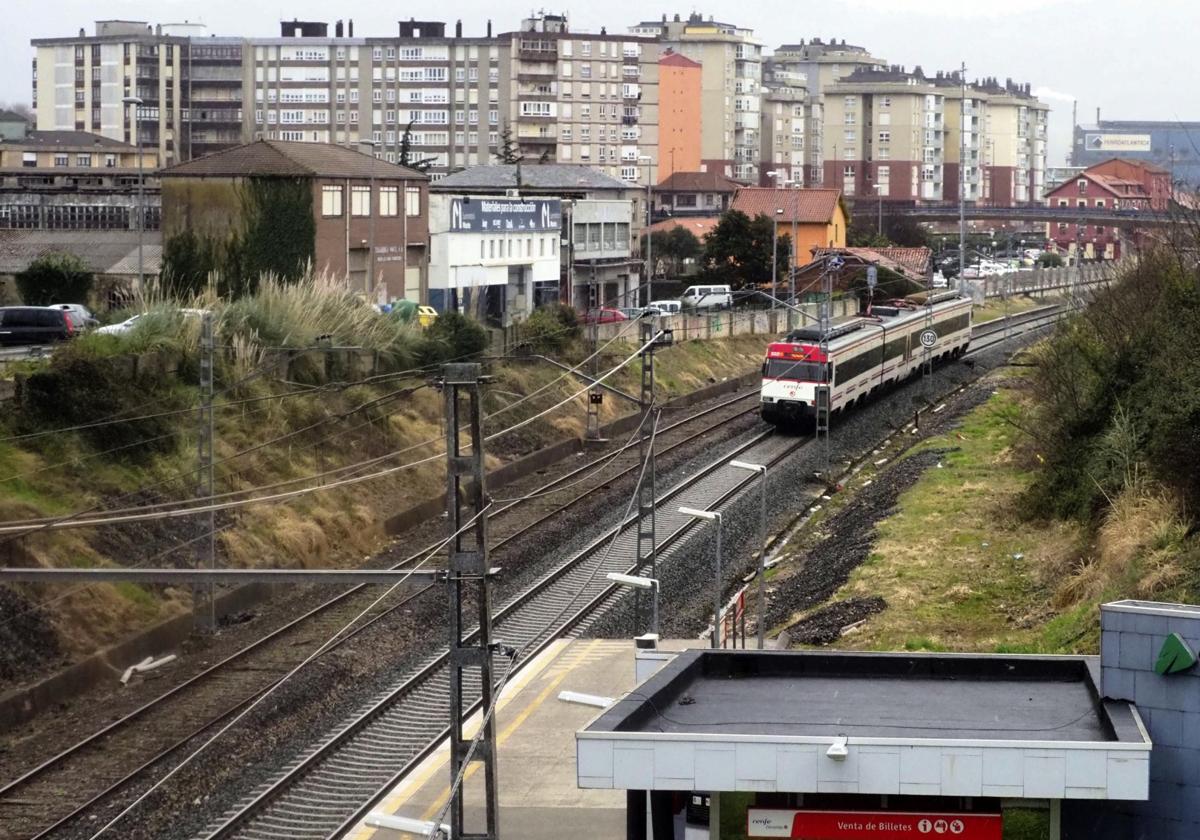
[428, 193, 561, 325]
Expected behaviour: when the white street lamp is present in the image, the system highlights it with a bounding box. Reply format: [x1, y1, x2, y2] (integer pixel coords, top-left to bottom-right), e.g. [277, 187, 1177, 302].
[730, 460, 768, 649]
[607, 572, 660, 635]
[679, 506, 724, 648]
[121, 96, 145, 290]
[638, 154, 654, 306]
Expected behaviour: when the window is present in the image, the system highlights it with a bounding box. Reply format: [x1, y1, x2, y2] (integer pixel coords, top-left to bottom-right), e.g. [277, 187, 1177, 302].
[843, 129, 856, 143]
[379, 186, 398, 216]
[322, 185, 343, 217]
[351, 186, 371, 217]
[76, 154, 92, 167]
[878, 131, 890, 143]
[844, 96, 856, 109]
[54, 154, 69, 167]
[22, 152, 36, 168]
[1077, 178, 1088, 194]
[405, 186, 421, 216]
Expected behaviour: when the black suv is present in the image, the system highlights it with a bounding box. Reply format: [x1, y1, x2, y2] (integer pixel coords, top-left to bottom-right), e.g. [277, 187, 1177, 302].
[0, 306, 76, 346]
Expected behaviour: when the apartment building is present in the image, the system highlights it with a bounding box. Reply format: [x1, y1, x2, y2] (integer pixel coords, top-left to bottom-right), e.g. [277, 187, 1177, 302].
[502, 13, 660, 187]
[658, 50, 702, 180]
[822, 65, 946, 203]
[631, 13, 761, 182]
[764, 39, 884, 185]
[759, 85, 806, 187]
[30, 20, 214, 166]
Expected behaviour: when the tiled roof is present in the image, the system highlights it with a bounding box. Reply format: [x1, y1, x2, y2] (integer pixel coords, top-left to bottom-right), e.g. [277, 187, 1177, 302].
[0, 229, 162, 276]
[659, 50, 702, 69]
[648, 216, 721, 239]
[432, 163, 629, 192]
[809, 246, 932, 280]
[657, 171, 743, 193]
[0, 110, 29, 123]
[730, 187, 843, 224]
[161, 140, 428, 180]
[0, 130, 132, 149]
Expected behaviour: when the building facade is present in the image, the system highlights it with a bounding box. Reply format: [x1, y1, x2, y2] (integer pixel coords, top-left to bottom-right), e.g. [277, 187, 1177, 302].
[657, 50, 701, 181]
[1072, 119, 1200, 187]
[631, 14, 761, 182]
[160, 140, 429, 300]
[652, 170, 740, 217]
[1044, 158, 1169, 261]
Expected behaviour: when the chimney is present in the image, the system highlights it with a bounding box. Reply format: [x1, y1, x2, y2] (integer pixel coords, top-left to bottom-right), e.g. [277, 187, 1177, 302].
[155, 23, 162, 36]
[1096, 107, 1101, 124]
[455, 19, 462, 38]
[600, 26, 606, 35]
[335, 19, 343, 38]
[486, 19, 492, 37]
[348, 18, 353, 37]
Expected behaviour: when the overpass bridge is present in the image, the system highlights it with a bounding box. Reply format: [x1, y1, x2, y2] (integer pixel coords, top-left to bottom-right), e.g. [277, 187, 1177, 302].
[857, 201, 1175, 227]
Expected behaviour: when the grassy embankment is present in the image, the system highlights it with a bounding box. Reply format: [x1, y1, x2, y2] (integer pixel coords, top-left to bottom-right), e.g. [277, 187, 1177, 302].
[783, 249, 1200, 654]
[0, 286, 770, 665]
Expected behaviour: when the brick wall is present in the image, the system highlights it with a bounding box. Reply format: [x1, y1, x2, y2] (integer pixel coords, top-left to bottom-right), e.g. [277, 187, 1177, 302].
[1064, 601, 1200, 839]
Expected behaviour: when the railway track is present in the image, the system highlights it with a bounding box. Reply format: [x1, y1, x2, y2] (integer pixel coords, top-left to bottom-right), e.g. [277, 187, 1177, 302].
[0, 388, 758, 840]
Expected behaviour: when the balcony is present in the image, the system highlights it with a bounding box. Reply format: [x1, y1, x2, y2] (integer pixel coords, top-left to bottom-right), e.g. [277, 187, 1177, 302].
[517, 63, 557, 80]
[518, 41, 557, 60]
[621, 115, 639, 126]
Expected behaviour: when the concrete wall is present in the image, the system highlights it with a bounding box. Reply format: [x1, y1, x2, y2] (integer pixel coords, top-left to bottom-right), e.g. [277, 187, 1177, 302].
[1064, 601, 1200, 838]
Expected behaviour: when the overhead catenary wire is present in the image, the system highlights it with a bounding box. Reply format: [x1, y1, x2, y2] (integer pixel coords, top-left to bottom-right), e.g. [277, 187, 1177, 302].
[83, 505, 490, 840]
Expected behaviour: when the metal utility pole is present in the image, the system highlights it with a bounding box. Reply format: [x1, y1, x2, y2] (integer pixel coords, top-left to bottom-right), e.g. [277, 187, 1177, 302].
[360, 139, 379, 299]
[634, 318, 669, 634]
[958, 62, 967, 290]
[443, 363, 499, 840]
[585, 315, 602, 442]
[789, 180, 798, 330]
[195, 311, 216, 633]
[814, 257, 838, 474]
[640, 155, 654, 305]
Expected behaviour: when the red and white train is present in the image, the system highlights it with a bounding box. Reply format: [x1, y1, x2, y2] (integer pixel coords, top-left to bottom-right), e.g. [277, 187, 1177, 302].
[760, 292, 972, 427]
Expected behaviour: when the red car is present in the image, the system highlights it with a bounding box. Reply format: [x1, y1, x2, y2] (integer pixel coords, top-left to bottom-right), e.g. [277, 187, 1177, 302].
[581, 308, 628, 325]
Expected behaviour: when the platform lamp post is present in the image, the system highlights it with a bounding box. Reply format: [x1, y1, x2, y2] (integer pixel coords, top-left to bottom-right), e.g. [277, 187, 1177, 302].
[766, 170, 783, 317]
[121, 96, 144, 291]
[606, 572, 659, 637]
[730, 460, 768, 649]
[873, 182, 886, 238]
[679, 506, 723, 648]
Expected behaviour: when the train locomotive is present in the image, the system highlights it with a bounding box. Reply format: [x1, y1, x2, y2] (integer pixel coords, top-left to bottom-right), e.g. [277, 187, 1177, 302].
[760, 291, 972, 428]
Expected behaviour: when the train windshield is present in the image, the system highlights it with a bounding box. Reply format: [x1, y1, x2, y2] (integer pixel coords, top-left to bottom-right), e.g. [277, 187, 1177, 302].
[765, 359, 826, 382]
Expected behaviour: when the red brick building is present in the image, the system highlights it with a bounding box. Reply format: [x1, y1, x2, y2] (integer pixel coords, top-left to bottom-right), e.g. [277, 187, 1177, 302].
[1044, 158, 1168, 260]
[162, 140, 429, 301]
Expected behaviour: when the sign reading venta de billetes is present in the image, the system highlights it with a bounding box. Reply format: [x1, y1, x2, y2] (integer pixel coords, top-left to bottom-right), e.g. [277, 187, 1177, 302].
[747, 809, 1002, 840]
[449, 197, 561, 233]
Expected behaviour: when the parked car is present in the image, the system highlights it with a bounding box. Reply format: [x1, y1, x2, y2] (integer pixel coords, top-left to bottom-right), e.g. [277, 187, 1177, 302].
[648, 299, 682, 316]
[931, 271, 949, 289]
[581, 308, 628, 325]
[681, 285, 732, 310]
[0, 306, 76, 346]
[96, 308, 208, 336]
[618, 307, 646, 320]
[51, 303, 99, 329]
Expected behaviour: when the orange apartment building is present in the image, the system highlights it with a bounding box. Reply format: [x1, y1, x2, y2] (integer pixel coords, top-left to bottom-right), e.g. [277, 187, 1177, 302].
[658, 50, 702, 182]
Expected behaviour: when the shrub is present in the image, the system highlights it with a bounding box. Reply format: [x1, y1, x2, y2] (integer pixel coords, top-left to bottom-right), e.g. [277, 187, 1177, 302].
[420, 311, 489, 364]
[520, 304, 580, 353]
[1037, 252, 1065, 268]
[16, 252, 93, 306]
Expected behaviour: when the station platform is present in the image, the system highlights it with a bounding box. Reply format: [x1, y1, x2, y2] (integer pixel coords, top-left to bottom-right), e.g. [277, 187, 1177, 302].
[344, 638, 696, 840]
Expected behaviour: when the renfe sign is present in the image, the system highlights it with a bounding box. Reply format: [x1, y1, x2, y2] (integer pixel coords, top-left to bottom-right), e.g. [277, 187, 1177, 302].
[747, 810, 1002, 839]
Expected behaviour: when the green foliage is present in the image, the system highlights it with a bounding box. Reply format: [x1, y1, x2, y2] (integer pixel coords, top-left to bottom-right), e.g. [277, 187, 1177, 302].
[698, 210, 791, 290]
[847, 211, 892, 247]
[15, 350, 185, 458]
[882, 213, 930, 247]
[398, 119, 436, 172]
[643, 226, 701, 278]
[161, 229, 218, 297]
[417, 311, 490, 364]
[1021, 247, 1200, 519]
[236, 177, 315, 293]
[520, 304, 580, 353]
[15, 252, 93, 306]
[1037, 252, 1065, 268]
[494, 122, 523, 165]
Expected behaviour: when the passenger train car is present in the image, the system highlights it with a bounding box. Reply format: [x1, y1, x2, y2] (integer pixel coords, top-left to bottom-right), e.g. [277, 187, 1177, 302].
[760, 292, 972, 427]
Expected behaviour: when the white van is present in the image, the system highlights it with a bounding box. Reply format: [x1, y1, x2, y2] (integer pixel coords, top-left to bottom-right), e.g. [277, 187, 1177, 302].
[681, 285, 732, 310]
[647, 299, 681, 316]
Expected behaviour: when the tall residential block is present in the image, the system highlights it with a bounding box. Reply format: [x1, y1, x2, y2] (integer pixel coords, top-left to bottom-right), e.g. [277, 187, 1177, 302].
[658, 49, 702, 181]
[631, 13, 762, 182]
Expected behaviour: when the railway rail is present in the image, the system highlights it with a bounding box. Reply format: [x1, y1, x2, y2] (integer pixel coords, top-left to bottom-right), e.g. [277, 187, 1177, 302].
[0, 302, 1071, 839]
[0, 388, 759, 840]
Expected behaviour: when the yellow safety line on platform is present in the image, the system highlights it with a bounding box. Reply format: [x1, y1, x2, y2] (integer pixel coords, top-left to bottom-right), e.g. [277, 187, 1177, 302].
[348, 637, 586, 840]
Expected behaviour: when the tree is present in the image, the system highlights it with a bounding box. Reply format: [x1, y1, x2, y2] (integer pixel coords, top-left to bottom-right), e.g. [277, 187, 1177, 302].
[397, 119, 436, 172]
[15, 252, 93, 306]
[642, 225, 701, 278]
[161, 229, 217, 297]
[848, 211, 891, 247]
[882, 214, 930, 247]
[697, 211, 791, 291]
[1037, 252, 1065, 268]
[0, 101, 34, 123]
[494, 122, 524, 165]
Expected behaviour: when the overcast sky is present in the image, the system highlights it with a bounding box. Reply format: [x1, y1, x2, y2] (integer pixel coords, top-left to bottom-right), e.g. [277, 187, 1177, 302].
[5, 0, 1198, 165]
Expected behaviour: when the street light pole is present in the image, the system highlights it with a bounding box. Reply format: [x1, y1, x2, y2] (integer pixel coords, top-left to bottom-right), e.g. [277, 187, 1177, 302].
[766, 170, 782, 317]
[731, 460, 768, 649]
[122, 96, 145, 291]
[639, 155, 653, 306]
[679, 507, 723, 648]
